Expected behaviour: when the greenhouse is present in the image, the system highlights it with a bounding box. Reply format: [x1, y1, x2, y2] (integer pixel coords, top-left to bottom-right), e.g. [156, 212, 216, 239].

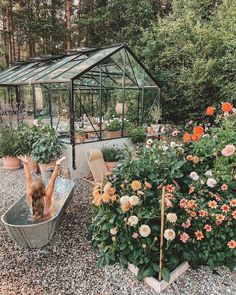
[0, 43, 160, 172]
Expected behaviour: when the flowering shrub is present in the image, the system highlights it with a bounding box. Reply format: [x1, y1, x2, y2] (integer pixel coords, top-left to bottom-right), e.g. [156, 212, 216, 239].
[90, 102, 236, 282]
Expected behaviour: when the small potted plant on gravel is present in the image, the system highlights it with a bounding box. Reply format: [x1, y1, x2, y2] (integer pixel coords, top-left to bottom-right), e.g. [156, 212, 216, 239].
[101, 145, 124, 172]
[31, 125, 64, 179]
[0, 126, 21, 169]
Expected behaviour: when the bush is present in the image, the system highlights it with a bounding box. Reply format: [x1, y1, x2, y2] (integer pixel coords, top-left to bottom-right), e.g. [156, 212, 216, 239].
[0, 126, 22, 157]
[101, 146, 124, 162]
[89, 102, 236, 282]
[31, 124, 64, 164]
[129, 127, 146, 144]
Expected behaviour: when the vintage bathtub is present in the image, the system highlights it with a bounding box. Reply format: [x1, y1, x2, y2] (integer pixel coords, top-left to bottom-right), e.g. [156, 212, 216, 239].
[1, 178, 75, 248]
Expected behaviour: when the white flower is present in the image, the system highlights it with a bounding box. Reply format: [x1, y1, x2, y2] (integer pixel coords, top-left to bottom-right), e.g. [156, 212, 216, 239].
[205, 170, 212, 177]
[120, 195, 130, 205]
[147, 139, 153, 145]
[129, 195, 139, 206]
[162, 146, 168, 152]
[170, 141, 176, 148]
[33, 119, 38, 126]
[110, 227, 118, 235]
[189, 171, 199, 181]
[232, 108, 236, 113]
[200, 180, 205, 185]
[207, 178, 217, 188]
[128, 215, 139, 226]
[166, 213, 177, 223]
[139, 225, 151, 237]
[164, 229, 176, 241]
[103, 182, 112, 193]
[112, 236, 116, 242]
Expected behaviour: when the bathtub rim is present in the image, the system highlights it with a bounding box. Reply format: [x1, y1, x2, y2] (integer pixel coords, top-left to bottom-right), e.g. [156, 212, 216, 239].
[1, 179, 75, 229]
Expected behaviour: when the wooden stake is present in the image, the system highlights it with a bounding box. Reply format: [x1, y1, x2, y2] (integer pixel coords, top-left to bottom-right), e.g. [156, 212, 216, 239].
[159, 186, 166, 281]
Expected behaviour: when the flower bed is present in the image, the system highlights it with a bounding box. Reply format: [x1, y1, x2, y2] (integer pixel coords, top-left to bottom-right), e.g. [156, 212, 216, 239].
[89, 102, 236, 285]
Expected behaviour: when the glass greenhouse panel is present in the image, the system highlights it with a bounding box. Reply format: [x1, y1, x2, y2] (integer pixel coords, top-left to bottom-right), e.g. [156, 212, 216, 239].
[54, 45, 123, 81]
[20, 85, 34, 124]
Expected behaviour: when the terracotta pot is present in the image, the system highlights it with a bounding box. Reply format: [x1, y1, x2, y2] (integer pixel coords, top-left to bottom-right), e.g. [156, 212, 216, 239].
[105, 130, 121, 139]
[26, 156, 38, 173]
[2, 157, 21, 170]
[38, 161, 56, 180]
[105, 161, 117, 172]
[75, 133, 86, 143]
[115, 102, 128, 115]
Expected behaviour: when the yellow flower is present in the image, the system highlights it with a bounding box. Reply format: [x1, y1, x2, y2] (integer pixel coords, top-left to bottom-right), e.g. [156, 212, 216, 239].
[102, 192, 110, 203]
[131, 180, 142, 191]
[93, 189, 100, 198]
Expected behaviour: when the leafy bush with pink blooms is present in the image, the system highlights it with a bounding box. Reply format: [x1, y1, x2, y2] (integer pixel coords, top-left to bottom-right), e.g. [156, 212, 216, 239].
[89, 102, 236, 282]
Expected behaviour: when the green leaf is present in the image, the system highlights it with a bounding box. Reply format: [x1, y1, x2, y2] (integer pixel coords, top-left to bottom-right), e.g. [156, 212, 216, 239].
[162, 267, 171, 282]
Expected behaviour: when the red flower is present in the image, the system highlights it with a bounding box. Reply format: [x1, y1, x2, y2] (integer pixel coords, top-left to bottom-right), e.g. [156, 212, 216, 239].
[208, 200, 218, 209]
[222, 102, 233, 113]
[192, 133, 200, 142]
[193, 126, 204, 135]
[180, 199, 187, 208]
[190, 211, 197, 218]
[206, 106, 215, 116]
[195, 230, 204, 240]
[221, 204, 230, 213]
[221, 184, 228, 191]
[166, 184, 174, 193]
[199, 210, 208, 217]
[183, 132, 191, 143]
[227, 240, 236, 249]
[230, 199, 236, 207]
[232, 210, 236, 219]
[187, 199, 197, 209]
[204, 224, 212, 232]
[216, 214, 225, 223]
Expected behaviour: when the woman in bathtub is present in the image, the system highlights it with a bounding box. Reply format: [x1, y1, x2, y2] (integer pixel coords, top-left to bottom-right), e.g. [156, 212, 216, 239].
[17, 155, 66, 219]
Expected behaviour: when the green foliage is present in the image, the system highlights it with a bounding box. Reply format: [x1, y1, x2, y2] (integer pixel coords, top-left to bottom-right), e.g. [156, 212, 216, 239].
[140, 0, 236, 122]
[31, 124, 64, 164]
[128, 127, 146, 144]
[17, 122, 40, 155]
[101, 145, 124, 162]
[105, 119, 122, 132]
[0, 126, 22, 157]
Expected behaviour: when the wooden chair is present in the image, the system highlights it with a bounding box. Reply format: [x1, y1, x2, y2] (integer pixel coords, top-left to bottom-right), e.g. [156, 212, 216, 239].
[84, 149, 109, 184]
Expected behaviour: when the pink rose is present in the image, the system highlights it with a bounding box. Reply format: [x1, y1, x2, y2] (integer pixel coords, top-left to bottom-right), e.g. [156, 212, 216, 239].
[180, 232, 190, 243]
[132, 232, 138, 239]
[221, 144, 236, 157]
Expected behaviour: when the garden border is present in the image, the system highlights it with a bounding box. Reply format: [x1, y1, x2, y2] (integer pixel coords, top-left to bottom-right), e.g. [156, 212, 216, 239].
[128, 261, 189, 293]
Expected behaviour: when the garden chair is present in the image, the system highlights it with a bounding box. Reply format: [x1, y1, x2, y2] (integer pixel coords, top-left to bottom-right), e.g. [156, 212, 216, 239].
[85, 148, 109, 183]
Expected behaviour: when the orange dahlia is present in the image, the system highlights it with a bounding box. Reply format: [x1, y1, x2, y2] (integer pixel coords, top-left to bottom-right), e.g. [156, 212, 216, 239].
[183, 132, 191, 143]
[166, 184, 174, 193]
[102, 192, 111, 203]
[131, 180, 142, 191]
[208, 200, 218, 209]
[206, 106, 215, 116]
[232, 210, 236, 219]
[195, 230, 204, 240]
[222, 102, 233, 113]
[230, 199, 236, 207]
[192, 133, 200, 142]
[227, 240, 236, 249]
[193, 126, 204, 135]
[216, 214, 225, 223]
[221, 204, 230, 213]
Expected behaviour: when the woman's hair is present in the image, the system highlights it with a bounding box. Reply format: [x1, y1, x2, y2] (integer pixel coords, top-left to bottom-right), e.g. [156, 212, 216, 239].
[30, 180, 45, 219]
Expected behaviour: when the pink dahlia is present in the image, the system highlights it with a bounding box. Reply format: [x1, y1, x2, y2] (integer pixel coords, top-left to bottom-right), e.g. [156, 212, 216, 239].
[221, 144, 236, 157]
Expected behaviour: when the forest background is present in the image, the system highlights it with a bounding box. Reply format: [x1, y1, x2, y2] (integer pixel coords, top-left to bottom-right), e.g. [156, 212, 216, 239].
[0, 0, 235, 122]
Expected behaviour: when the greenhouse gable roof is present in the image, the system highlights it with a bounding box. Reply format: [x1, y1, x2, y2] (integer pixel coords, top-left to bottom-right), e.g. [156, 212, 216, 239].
[0, 43, 159, 87]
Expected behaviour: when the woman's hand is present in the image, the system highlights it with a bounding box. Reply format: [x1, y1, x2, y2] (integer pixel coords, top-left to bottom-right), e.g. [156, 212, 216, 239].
[56, 156, 66, 166]
[17, 155, 29, 164]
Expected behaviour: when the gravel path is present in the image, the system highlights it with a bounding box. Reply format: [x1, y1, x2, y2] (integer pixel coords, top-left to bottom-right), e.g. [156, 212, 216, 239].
[0, 168, 235, 295]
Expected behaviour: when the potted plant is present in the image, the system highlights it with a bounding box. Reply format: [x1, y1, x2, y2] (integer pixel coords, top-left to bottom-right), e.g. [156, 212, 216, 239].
[101, 145, 124, 172]
[17, 122, 39, 172]
[75, 128, 87, 143]
[0, 126, 21, 169]
[31, 125, 64, 179]
[105, 118, 122, 138]
[128, 127, 146, 144]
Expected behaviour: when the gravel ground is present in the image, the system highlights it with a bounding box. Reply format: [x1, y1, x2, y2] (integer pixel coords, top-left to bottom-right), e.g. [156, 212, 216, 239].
[0, 167, 235, 295]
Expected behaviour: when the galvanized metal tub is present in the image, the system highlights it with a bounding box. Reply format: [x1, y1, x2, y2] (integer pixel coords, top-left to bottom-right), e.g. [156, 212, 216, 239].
[1, 178, 75, 248]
